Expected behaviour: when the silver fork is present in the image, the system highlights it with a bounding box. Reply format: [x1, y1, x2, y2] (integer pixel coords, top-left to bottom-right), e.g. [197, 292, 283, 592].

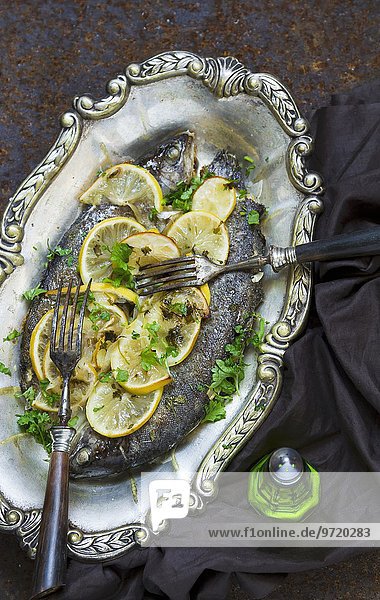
[31, 277, 92, 600]
[135, 227, 380, 295]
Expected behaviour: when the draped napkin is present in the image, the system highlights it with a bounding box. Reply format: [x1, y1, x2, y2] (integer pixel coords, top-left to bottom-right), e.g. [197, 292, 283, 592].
[55, 80, 380, 600]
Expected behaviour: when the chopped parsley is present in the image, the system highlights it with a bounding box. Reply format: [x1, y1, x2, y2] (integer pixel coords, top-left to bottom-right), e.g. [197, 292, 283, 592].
[98, 371, 113, 383]
[247, 209, 260, 225]
[93, 405, 104, 413]
[115, 368, 129, 383]
[16, 409, 54, 454]
[202, 314, 267, 423]
[141, 347, 160, 372]
[223, 178, 239, 190]
[15, 386, 36, 403]
[165, 395, 187, 413]
[244, 155, 256, 175]
[88, 304, 111, 331]
[163, 170, 213, 212]
[23, 286, 47, 301]
[148, 207, 158, 222]
[68, 415, 79, 428]
[103, 242, 135, 289]
[39, 379, 60, 407]
[3, 329, 21, 343]
[168, 302, 188, 317]
[45, 240, 73, 267]
[0, 362, 11, 376]
[131, 330, 140, 339]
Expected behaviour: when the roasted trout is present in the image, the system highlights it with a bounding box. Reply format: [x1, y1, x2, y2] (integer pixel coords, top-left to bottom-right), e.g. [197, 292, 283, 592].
[20, 137, 265, 479]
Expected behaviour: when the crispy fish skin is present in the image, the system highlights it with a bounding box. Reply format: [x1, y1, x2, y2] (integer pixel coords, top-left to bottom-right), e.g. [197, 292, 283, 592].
[19, 133, 196, 391]
[69, 151, 266, 479]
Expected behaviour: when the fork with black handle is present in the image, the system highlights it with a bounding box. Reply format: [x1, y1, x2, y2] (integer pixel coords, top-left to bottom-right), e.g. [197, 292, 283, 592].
[135, 228, 380, 295]
[30, 277, 92, 600]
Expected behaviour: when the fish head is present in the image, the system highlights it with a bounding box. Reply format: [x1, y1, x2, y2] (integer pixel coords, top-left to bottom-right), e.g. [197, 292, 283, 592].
[69, 425, 127, 479]
[140, 132, 196, 194]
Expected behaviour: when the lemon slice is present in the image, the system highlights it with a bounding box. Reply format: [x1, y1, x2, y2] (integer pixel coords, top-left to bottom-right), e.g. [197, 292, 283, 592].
[166, 211, 230, 265]
[79, 163, 163, 225]
[86, 381, 162, 437]
[33, 352, 97, 412]
[122, 231, 180, 271]
[191, 176, 236, 221]
[30, 309, 54, 380]
[139, 287, 210, 366]
[46, 282, 138, 306]
[78, 216, 145, 284]
[110, 331, 172, 395]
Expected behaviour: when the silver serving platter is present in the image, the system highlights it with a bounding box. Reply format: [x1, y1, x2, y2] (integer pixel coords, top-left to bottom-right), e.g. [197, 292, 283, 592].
[0, 51, 323, 561]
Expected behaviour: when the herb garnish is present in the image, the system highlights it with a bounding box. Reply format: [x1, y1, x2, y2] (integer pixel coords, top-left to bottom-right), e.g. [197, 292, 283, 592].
[148, 207, 158, 222]
[68, 415, 79, 428]
[39, 379, 60, 407]
[244, 155, 256, 175]
[17, 410, 54, 454]
[247, 209, 260, 225]
[3, 329, 21, 343]
[98, 371, 113, 383]
[93, 405, 104, 413]
[163, 170, 213, 212]
[103, 242, 135, 289]
[0, 362, 11, 376]
[45, 240, 73, 267]
[131, 330, 140, 339]
[23, 287, 47, 301]
[115, 368, 129, 383]
[168, 302, 188, 317]
[202, 314, 267, 423]
[165, 395, 187, 413]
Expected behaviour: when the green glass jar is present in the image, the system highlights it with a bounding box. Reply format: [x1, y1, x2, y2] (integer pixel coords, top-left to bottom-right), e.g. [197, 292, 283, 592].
[248, 448, 320, 521]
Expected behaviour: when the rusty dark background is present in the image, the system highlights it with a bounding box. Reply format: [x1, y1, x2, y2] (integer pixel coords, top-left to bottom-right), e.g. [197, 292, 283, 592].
[0, 1, 379, 599]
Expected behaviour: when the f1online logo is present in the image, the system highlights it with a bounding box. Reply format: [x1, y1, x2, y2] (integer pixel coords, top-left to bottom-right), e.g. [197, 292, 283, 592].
[149, 479, 191, 530]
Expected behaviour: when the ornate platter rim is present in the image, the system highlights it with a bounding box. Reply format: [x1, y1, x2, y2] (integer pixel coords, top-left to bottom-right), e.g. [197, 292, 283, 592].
[0, 51, 323, 561]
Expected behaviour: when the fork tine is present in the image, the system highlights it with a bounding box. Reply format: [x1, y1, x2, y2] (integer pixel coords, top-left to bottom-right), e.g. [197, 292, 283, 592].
[58, 278, 73, 351]
[136, 264, 197, 286]
[138, 278, 199, 296]
[68, 278, 81, 349]
[76, 279, 92, 354]
[136, 270, 196, 289]
[50, 278, 63, 352]
[137, 255, 195, 274]
[136, 263, 196, 282]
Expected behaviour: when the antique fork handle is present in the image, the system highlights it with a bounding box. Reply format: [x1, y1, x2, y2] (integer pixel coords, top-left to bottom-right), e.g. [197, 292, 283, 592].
[30, 425, 75, 600]
[218, 228, 380, 275]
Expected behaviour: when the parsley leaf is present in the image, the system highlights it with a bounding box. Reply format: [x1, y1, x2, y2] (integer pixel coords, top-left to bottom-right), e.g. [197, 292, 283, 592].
[23, 287, 47, 301]
[202, 398, 226, 423]
[247, 210, 260, 225]
[115, 368, 129, 383]
[45, 241, 73, 267]
[202, 314, 267, 423]
[244, 155, 256, 175]
[0, 362, 11, 376]
[141, 348, 160, 371]
[3, 329, 21, 342]
[163, 170, 213, 212]
[98, 371, 113, 383]
[68, 415, 79, 428]
[39, 379, 60, 407]
[168, 302, 188, 316]
[103, 242, 135, 289]
[15, 386, 36, 404]
[16, 409, 54, 454]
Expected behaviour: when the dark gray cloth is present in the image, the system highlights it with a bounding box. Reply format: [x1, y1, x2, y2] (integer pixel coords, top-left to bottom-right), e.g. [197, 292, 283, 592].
[55, 80, 380, 600]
